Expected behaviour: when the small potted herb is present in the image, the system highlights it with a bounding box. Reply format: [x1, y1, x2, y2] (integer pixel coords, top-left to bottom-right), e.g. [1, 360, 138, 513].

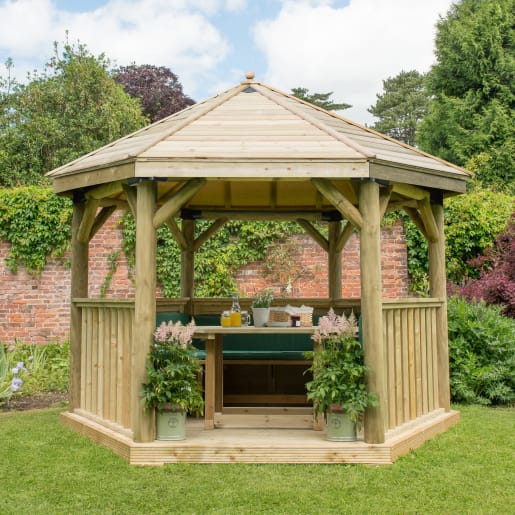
[141, 320, 204, 440]
[251, 288, 274, 327]
[304, 309, 378, 441]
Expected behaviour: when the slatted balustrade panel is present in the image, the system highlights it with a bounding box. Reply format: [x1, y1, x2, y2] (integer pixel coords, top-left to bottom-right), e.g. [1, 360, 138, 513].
[77, 300, 134, 430]
[382, 299, 442, 429]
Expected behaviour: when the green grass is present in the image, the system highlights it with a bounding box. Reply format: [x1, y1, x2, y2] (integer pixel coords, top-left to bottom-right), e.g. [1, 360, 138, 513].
[1, 405, 514, 514]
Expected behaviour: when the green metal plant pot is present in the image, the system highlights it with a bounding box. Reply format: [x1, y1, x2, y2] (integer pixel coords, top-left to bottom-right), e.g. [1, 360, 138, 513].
[156, 407, 186, 441]
[325, 409, 357, 442]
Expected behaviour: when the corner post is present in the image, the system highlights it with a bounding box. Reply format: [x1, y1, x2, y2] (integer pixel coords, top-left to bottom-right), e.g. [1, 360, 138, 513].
[69, 194, 89, 411]
[181, 218, 195, 312]
[328, 220, 342, 301]
[359, 180, 387, 443]
[132, 180, 157, 442]
[428, 198, 451, 411]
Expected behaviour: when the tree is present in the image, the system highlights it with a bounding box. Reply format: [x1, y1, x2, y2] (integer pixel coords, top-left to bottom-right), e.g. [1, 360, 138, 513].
[291, 87, 351, 111]
[368, 70, 429, 146]
[0, 41, 147, 187]
[113, 64, 194, 123]
[417, 0, 514, 192]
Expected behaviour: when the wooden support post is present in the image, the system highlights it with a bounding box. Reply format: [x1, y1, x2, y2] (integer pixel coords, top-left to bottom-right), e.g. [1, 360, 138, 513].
[328, 221, 342, 301]
[132, 181, 157, 442]
[428, 201, 450, 411]
[359, 180, 387, 444]
[70, 197, 89, 411]
[181, 219, 195, 304]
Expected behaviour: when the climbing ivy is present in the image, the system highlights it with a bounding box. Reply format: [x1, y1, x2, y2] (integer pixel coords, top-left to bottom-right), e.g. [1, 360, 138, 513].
[121, 213, 299, 297]
[0, 187, 72, 273]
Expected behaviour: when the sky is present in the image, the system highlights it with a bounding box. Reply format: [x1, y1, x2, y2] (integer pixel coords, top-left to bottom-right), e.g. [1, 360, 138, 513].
[0, 0, 455, 126]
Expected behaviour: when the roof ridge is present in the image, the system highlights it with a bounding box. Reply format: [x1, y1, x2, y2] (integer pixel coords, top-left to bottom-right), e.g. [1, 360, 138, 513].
[252, 83, 375, 159]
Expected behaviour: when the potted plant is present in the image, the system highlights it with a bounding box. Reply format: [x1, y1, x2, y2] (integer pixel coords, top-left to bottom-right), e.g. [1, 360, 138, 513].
[304, 309, 378, 441]
[251, 288, 274, 327]
[142, 320, 204, 440]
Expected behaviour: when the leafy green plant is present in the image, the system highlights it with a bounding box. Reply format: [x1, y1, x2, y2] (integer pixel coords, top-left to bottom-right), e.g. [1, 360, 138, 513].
[0, 187, 72, 273]
[141, 321, 204, 415]
[251, 288, 274, 308]
[304, 310, 378, 423]
[447, 296, 515, 405]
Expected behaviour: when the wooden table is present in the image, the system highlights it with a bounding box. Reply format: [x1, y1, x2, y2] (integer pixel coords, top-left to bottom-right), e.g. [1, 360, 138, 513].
[193, 326, 316, 429]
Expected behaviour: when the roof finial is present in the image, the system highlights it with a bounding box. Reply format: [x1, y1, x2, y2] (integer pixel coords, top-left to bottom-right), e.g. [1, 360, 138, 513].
[245, 71, 255, 80]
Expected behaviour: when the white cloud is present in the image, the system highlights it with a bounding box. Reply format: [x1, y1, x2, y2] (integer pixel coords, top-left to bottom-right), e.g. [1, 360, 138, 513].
[0, 0, 230, 98]
[254, 0, 454, 125]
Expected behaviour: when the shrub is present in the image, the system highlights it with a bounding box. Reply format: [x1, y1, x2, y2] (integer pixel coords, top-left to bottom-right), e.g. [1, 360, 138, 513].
[454, 215, 514, 317]
[447, 297, 515, 406]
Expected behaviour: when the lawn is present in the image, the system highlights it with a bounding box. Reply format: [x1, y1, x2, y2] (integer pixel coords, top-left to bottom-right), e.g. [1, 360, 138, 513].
[1, 405, 513, 514]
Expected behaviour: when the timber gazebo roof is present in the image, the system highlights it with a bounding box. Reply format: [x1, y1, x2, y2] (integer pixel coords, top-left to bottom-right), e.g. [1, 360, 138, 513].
[48, 74, 469, 204]
[49, 73, 467, 465]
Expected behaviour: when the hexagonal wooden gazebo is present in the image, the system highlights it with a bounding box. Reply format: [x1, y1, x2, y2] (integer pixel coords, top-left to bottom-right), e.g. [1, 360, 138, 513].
[47, 74, 468, 464]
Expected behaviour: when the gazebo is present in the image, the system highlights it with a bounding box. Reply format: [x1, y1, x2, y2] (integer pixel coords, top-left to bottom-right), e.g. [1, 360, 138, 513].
[48, 73, 468, 465]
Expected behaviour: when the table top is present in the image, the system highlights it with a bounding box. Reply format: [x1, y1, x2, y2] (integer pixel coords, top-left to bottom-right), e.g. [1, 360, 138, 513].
[193, 325, 315, 335]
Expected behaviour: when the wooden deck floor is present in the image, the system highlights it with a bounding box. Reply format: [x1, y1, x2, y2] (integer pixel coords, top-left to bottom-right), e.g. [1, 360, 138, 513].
[61, 408, 459, 465]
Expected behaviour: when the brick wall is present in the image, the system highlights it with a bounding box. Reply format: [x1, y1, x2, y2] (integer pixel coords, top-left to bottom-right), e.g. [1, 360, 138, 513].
[0, 214, 407, 345]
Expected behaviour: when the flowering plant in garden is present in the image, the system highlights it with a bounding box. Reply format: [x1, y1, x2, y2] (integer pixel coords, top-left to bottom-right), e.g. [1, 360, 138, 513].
[141, 320, 204, 415]
[304, 309, 377, 424]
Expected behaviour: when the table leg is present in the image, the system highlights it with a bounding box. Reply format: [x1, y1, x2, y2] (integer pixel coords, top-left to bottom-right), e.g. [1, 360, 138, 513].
[204, 335, 215, 429]
[215, 334, 223, 412]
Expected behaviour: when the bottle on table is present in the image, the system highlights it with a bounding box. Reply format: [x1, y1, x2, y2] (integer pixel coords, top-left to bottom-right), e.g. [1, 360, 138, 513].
[230, 292, 242, 326]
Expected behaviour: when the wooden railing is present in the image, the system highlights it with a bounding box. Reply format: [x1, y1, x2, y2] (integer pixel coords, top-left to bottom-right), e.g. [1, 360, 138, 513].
[75, 299, 135, 432]
[382, 298, 443, 429]
[75, 297, 443, 433]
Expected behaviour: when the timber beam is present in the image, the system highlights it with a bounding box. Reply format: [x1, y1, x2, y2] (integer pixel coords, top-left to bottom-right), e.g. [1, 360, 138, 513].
[193, 218, 228, 252]
[153, 179, 206, 228]
[312, 178, 363, 229]
[77, 198, 99, 243]
[335, 221, 355, 253]
[296, 219, 329, 252]
[165, 219, 187, 251]
[392, 182, 429, 201]
[417, 198, 439, 243]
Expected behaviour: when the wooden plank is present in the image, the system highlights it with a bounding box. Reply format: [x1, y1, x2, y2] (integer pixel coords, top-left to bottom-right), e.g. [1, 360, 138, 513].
[90, 307, 99, 416]
[414, 307, 423, 417]
[109, 308, 117, 423]
[97, 308, 105, 418]
[312, 178, 363, 229]
[431, 306, 440, 409]
[116, 308, 124, 426]
[80, 308, 88, 410]
[359, 180, 386, 443]
[386, 309, 396, 429]
[401, 308, 410, 424]
[394, 309, 403, 428]
[407, 309, 416, 421]
[122, 308, 132, 430]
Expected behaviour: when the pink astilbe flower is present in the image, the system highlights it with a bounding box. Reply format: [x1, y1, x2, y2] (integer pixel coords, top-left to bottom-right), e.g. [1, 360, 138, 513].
[154, 320, 196, 349]
[313, 308, 358, 344]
